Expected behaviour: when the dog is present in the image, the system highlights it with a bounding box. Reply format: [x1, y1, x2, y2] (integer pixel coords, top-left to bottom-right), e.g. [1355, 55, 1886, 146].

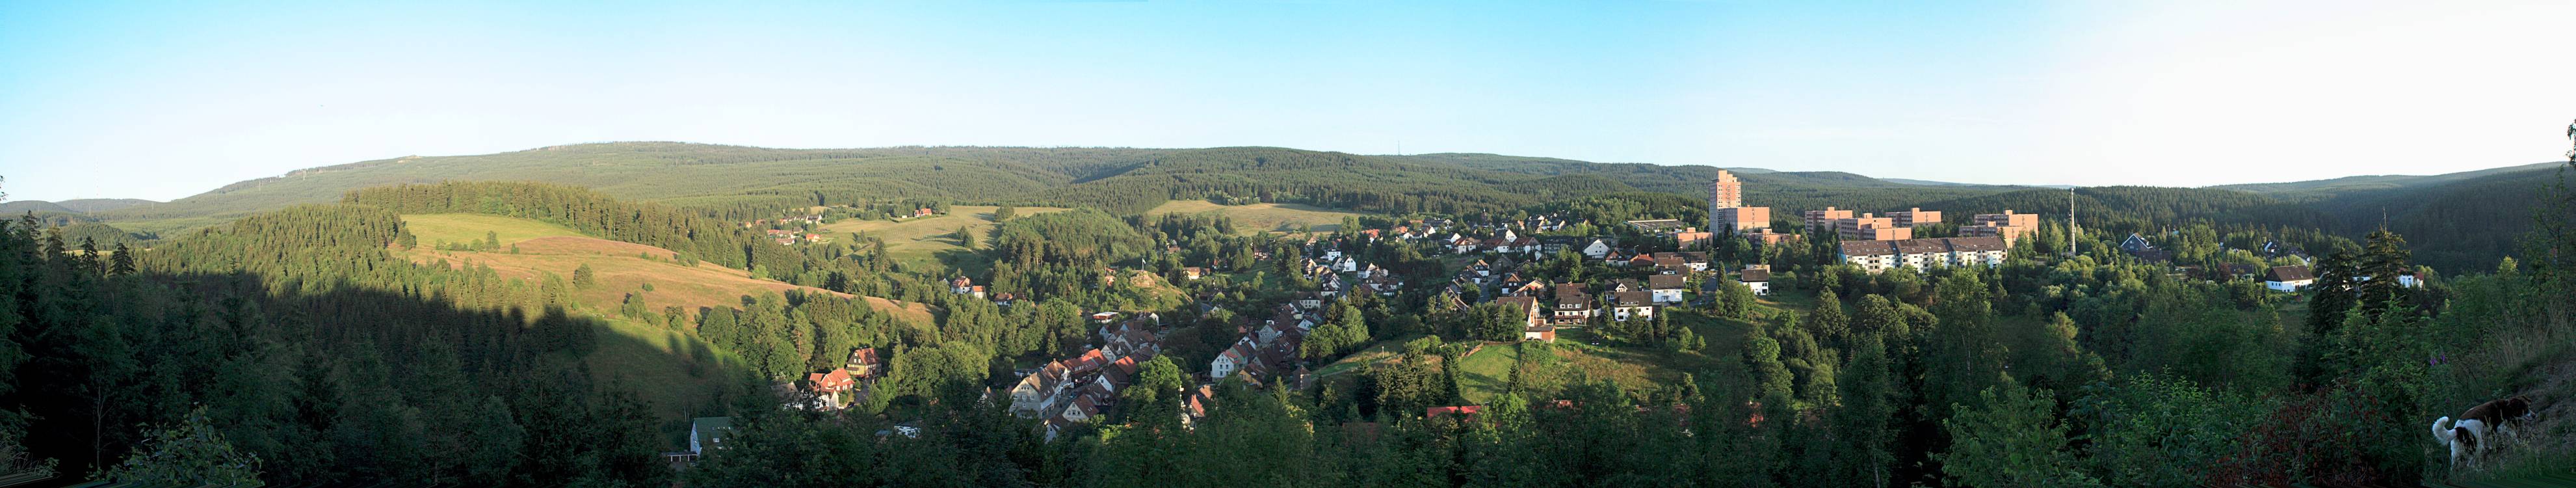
[2432, 417, 2490, 468]
[2461, 396, 2533, 431]
[2434, 396, 2536, 469]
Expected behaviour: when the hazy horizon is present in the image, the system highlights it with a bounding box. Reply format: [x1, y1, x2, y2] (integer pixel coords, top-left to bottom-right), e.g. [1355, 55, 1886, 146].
[5, 1, 2573, 202]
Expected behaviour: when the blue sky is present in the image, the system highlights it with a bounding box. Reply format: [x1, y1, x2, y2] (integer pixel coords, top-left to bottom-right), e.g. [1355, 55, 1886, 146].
[3, 1, 2571, 202]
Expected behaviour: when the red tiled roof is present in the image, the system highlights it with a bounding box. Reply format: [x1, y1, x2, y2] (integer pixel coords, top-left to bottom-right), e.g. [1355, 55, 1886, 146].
[1426, 405, 1484, 418]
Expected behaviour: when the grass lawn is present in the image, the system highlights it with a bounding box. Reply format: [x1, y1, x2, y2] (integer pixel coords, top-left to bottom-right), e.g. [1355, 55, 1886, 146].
[1452, 310, 1763, 405]
[819, 205, 1067, 271]
[581, 315, 748, 423]
[1312, 334, 1434, 379]
[1453, 342, 1521, 403]
[398, 214, 937, 325]
[402, 213, 584, 247]
[1144, 200, 1365, 236]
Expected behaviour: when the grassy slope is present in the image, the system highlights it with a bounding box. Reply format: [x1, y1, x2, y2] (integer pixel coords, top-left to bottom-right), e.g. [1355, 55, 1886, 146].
[1311, 334, 1433, 379]
[402, 213, 934, 321]
[404, 213, 585, 247]
[821, 205, 1068, 269]
[399, 214, 940, 422]
[1144, 200, 1365, 235]
[1450, 303, 1783, 405]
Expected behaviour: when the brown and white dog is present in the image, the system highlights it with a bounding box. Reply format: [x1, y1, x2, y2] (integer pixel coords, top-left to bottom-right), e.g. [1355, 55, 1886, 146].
[2433, 396, 2534, 468]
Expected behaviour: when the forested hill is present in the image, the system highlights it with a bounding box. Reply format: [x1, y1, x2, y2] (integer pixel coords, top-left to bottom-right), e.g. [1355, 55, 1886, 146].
[2205, 161, 2574, 271]
[87, 142, 2021, 234]
[64, 142, 2569, 271]
[2209, 161, 2566, 200]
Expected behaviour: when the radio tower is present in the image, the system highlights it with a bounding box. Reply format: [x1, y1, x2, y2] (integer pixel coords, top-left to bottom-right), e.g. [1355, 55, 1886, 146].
[2065, 188, 2077, 258]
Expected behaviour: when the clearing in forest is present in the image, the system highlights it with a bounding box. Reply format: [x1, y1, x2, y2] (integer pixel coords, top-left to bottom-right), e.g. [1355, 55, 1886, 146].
[397, 215, 935, 324]
[821, 205, 1069, 265]
[402, 213, 585, 247]
[1144, 200, 1365, 236]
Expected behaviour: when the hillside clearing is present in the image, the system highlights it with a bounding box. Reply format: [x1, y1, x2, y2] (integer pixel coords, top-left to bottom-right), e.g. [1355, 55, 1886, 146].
[403, 213, 583, 247]
[821, 205, 1068, 269]
[1144, 200, 1364, 236]
[397, 214, 936, 324]
[1312, 335, 1436, 379]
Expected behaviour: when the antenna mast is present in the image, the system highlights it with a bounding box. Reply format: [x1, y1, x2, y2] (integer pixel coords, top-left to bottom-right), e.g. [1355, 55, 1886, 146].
[2066, 188, 2077, 258]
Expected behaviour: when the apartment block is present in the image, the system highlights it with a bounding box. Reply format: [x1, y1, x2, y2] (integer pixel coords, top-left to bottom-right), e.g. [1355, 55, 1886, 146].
[1962, 210, 2040, 243]
[1707, 170, 1773, 232]
[1712, 206, 1771, 232]
[1887, 208, 1942, 227]
[1839, 236, 2011, 273]
[1834, 213, 1912, 241]
[1804, 207, 1855, 233]
[1710, 170, 1744, 208]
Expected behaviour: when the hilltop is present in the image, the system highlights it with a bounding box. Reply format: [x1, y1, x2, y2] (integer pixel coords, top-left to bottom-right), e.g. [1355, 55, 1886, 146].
[44, 142, 2568, 272]
[83, 142, 1996, 236]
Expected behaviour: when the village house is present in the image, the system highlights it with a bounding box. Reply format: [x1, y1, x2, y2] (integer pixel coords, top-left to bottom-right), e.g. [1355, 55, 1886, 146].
[2265, 265, 2316, 292]
[950, 276, 986, 299]
[1550, 284, 1595, 325]
[804, 369, 856, 409]
[1625, 253, 1661, 269]
[1211, 338, 1259, 379]
[1495, 296, 1551, 342]
[1580, 237, 1618, 259]
[1180, 267, 1206, 280]
[1609, 291, 1655, 321]
[1364, 275, 1404, 296]
[1449, 236, 1482, 254]
[1738, 267, 1772, 295]
[845, 347, 884, 379]
[690, 416, 733, 458]
[1648, 275, 1688, 305]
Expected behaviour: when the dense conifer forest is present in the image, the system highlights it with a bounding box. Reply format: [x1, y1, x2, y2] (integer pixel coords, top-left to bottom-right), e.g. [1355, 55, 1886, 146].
[3, 152, 2571, 486]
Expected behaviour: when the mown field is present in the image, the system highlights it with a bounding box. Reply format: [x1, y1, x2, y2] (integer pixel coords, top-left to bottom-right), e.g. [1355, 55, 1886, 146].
[1450, 308, 1766, 405]
[404, 213, 585, 247]
[822, 205, 1068, 269]
[399, 214, 935, 319]
[1144, 200, 1364, 236]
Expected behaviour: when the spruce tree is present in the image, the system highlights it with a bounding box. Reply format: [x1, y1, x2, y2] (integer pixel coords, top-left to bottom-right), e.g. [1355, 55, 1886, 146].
[109, 242, 135, 276]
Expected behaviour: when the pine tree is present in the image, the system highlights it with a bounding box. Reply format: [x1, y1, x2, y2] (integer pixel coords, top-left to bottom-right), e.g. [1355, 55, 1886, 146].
[1811, 288, 1851, 351]
[1744, 327, 1794, 400]
[109, 242, 135, 276]
[76, 237, 101, 275]
[1832, 334, 1896, 488]
[572, 263, 598, 289]
[2354, 230, 2412, 316]
[1936, 376, 2098, 488]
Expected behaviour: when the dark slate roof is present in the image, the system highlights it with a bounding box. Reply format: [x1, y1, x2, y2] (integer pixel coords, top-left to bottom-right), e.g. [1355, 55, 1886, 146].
[1611, 291, 1651, 306]
[1947, 236, 2008, 252]
[2265, 265, 2315, 282]
[1892, 238, 1949, 255]
[1841, 240, 1898, 256]
[1648, 275, 1686, 290]
[1739, 269, 1771, 282]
